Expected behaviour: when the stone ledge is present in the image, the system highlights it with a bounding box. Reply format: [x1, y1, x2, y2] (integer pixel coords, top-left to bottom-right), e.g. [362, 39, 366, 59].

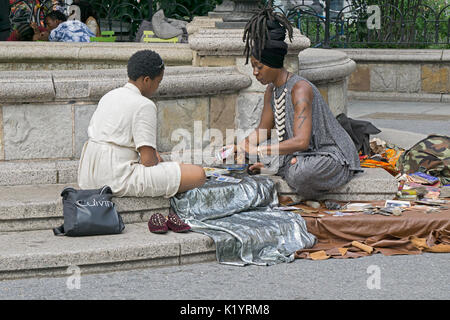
[349, 91, 445, 103]
[272, 167, 398, 202]
[0, 66, 252, 103]
[0, 42, 193, 69]
[0, 160, 78, 186]
[340, 49, 448, 62]
[0, 223, 215, 280]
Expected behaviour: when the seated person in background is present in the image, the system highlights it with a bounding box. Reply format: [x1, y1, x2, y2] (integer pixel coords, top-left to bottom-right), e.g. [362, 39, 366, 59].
[45, 10, 94, 42]
[78, 50, 206, 197]
[6, 22, 48, 41]
[76, 0, 101, 37]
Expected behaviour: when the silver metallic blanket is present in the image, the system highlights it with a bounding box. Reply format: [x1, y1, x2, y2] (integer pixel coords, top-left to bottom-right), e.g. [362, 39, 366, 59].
[170, 175, 317, 266]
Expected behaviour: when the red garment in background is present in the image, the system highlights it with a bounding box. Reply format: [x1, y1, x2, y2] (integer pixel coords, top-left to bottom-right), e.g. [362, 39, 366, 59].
[6, 25, 47, 41]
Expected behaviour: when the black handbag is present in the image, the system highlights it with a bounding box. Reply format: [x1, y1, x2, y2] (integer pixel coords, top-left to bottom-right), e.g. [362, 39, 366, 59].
[53, 186, 125, 237]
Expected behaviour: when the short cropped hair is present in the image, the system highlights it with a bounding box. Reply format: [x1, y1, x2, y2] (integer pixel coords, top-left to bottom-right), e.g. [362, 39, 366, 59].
[127, 50, 165, 81]
[45, 10, 67, 23]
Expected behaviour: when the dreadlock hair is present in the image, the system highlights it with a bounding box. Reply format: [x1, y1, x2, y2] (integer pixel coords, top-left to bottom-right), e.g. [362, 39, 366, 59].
[243, 4, 293, 66]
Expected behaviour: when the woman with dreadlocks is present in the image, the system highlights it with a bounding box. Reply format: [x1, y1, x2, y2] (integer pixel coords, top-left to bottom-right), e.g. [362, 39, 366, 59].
[235, 5, 361, 200]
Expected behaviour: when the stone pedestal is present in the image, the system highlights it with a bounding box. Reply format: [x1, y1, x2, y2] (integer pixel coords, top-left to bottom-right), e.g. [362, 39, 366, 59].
[298, 48, 356, 115]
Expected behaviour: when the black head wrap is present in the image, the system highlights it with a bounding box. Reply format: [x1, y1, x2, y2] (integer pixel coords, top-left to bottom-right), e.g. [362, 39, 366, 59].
[252, 20, 287, 69]
[243, 5, 293, 69]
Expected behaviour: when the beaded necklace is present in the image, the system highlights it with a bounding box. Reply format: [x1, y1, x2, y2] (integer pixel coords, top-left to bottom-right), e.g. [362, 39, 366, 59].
[273, 71, 291, 142]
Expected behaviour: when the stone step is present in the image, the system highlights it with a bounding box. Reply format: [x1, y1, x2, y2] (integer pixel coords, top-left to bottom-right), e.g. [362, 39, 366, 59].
[273, 167, 398, 202]
[0, 223, 216, 280]
[0, 184, 171, 232]
[0, 160, 79, 186]
[0, 167, 397, 232]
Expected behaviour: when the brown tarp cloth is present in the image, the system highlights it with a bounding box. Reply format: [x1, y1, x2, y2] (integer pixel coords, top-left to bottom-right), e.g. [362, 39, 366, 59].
[287, 201, 450, 260]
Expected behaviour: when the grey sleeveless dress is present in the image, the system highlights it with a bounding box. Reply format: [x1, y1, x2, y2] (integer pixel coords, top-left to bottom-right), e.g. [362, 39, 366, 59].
[270, 74, 362, 199]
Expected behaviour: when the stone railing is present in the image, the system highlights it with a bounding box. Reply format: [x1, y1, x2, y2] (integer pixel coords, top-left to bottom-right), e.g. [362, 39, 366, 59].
[0, 42, 193, 71]
[0, 66, 251, 161]
[342, 49, 450, 103]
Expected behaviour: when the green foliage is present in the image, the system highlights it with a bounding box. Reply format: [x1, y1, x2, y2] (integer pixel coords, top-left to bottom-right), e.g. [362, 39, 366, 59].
[292, 0, 449, 49]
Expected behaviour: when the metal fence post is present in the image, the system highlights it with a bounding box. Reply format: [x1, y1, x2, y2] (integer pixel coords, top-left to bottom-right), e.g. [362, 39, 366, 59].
[148, 0, 153, 21]
[324, 0, 330, 48]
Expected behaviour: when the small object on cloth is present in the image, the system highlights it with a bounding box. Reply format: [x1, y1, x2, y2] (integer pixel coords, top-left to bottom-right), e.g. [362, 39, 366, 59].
[166, 212, 191, 233]
[309, 250, 330, 260]
[203, 167, 230, 177]
[426, 207, 440, 214]
[385, 200, 411, 208]
[148, 213, 169, 234]
[345, 203, 373, 211]
[392, 207, 403, 216]
[369, 137, 387, 155]
[351, 241, 374, 254]
[215, 175, 242, 183]
[273, 206, 303, 211]
[409, 172, 440, 185]
[324, 200, 342, 210]
[440, 186, 450, 198]
[306, 201, 321, 209]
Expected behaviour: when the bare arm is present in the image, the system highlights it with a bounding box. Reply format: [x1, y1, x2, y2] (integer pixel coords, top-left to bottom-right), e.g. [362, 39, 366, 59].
[138, 146, 160, 167]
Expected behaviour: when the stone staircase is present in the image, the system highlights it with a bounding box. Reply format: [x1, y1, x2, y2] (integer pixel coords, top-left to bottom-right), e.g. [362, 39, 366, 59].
[0, 158, 397, 280]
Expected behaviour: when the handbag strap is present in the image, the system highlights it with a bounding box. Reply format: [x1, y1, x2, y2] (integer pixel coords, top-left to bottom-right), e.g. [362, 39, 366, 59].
[53, 224, 65, 236]
[99, 185, 112, 195]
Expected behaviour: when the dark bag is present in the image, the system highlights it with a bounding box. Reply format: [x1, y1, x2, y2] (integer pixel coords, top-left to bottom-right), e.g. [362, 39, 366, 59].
[336, 113, 381, 156]
[53, 186, 125, 237]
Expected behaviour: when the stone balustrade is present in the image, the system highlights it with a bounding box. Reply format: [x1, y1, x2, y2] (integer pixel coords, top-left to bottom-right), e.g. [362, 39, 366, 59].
[0, 42, 193, 71]
[0, 66, 251, 161]
[343, 49, 450, 103]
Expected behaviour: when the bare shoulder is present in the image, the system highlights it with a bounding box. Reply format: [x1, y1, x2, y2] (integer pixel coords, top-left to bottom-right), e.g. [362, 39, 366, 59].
[291, 79, 313, 108]
[292, 79, 313, 100]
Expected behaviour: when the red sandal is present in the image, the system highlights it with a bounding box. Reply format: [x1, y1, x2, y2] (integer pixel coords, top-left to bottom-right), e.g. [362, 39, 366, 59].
[148, 213, 169, 234]
[166, 212, 191, 233]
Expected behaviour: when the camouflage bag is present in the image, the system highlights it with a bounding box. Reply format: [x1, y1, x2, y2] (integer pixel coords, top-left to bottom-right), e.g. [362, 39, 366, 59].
[397, 135, 450, 185]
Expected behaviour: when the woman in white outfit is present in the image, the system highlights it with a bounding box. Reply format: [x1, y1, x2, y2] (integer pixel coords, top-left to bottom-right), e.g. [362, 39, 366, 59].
[78, 50, 206, 197]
